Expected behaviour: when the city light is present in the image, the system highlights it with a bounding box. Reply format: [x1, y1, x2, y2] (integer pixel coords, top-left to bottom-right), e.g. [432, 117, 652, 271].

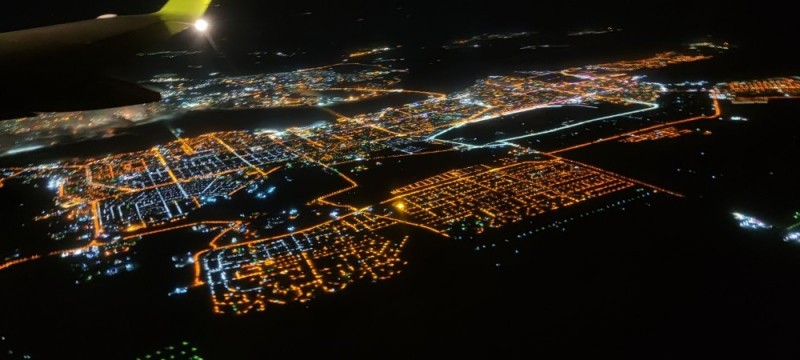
[7, 46, 799, 316]
[732, 212, 772, 230]
[384, 160, 636, 233]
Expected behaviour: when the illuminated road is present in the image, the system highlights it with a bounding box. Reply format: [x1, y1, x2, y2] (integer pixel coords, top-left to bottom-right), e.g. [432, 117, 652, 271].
[487, 101, 659, 146]
[549, 92, 720, 154]
[318, 87, 447, 99]
[427, 104, 554, 143]
[210, 134, 268, 176]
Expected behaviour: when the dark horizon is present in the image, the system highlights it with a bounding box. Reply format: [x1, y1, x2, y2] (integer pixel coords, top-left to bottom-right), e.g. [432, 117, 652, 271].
[2, 1, 795, 41]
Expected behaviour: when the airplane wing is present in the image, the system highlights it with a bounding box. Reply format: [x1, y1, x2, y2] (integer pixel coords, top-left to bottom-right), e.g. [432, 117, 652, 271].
[0, 0, 212, 119]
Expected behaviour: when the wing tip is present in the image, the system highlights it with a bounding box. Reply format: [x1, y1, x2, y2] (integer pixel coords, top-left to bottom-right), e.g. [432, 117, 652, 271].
[158, 0, 212, 20]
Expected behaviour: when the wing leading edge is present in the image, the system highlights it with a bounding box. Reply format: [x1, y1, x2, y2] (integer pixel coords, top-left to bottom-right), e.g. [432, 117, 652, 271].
[0, 0, 213, 119]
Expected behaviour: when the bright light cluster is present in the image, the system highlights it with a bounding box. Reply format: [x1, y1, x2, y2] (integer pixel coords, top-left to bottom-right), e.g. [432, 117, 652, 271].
[732, 212, 772, 230]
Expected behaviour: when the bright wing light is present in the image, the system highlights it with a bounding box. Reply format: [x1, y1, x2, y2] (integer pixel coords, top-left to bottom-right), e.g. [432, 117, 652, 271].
[194, 19, 209, 32]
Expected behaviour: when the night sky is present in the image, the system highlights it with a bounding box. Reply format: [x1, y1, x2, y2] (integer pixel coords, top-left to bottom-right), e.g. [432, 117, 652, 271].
[2, 0, 795, 81]
[1, 1, 795, 44]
